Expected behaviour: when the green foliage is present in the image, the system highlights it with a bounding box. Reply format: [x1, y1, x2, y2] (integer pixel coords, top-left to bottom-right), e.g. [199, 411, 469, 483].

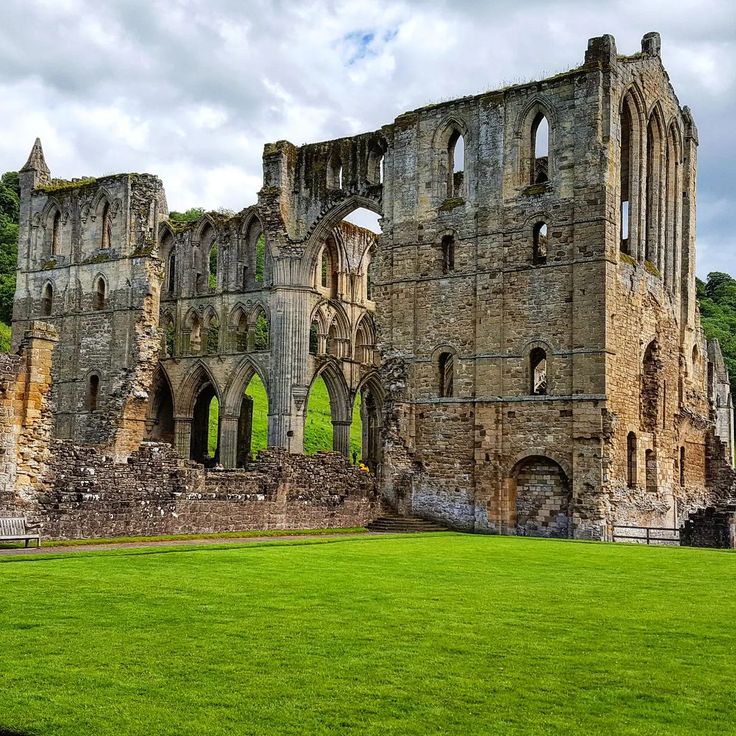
[1, 536, 735, 734]
[169, 208, 206, 225]
[0, 171, 20, 331]
[304, 376, 362, 459]
[697, 272, 736, 393]
[0, 322, 10, 352]
[255, 232, 265, 283]
[254, 312, 269, 350]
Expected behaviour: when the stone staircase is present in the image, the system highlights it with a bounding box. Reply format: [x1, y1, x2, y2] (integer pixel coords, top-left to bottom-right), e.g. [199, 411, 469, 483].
[367, 512, 448, 533]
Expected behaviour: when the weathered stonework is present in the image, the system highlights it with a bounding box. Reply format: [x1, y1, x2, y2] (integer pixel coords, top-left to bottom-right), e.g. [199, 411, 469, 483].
[4, 32, 735, 542]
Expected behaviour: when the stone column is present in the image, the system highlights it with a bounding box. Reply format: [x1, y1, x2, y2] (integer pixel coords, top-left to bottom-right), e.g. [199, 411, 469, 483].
[174, 417, 191, 459]
[267, 262, 312, 453]
[333, 420, 351, 457]
[219, 414, 239, 469]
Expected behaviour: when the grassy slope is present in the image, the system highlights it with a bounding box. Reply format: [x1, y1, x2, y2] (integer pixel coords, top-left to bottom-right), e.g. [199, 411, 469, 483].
[0, 535, 734, 735]
[208, 375, 362, 460]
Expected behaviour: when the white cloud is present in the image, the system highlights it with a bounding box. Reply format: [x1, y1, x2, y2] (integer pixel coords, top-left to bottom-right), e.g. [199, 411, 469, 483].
[0, 0, 733, 274]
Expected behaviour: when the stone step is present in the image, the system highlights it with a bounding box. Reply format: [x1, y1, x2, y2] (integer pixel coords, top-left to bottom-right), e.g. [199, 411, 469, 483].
[367, 516, 448, 533]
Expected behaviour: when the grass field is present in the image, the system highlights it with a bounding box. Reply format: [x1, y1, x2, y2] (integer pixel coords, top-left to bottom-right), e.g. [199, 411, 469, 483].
[1, 534, 734, 735]
[208, 375, 362, 460]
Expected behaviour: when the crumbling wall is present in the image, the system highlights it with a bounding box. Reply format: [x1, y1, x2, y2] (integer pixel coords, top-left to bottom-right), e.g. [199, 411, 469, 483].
[0, 323, 58, 513]
[35, 444, 377, 540]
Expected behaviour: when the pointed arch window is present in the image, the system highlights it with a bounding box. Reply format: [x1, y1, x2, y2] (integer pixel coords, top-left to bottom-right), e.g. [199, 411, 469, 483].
[162, 315, 176, 358]
[533, 223, 548, 265]
[100, 202, 112, 249]
[51, 210, 61, 256]
[447, 130, 464, 197]
[438, 352, 454, 398]
[255, 233, 266, 284]
[531, 114, 549, 184]
[442, 235, 455, 274]
[253, 311, 270, 351]
[620, 102, 633, 254]
[309, 319, 320, 355]
[627, 432, 638, 488]
[189, 315, 202, 355]
[530, 348, 547, 395]
[232, 311, 248, 353]
[679, 446, 686, 487]
[205, 312, 220, 354]
[167, 249, 177, 294]
[208, 245, 218, 290]
[93, 277, 106, 311]
[87, 374, 100, 412]
[41, 283, 53, 316]
[365, 245, 376, 301]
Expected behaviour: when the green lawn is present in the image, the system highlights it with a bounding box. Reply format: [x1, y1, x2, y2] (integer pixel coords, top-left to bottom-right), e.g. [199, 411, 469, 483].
[1, 535, 734, 735]
[208, 375, 362, 460]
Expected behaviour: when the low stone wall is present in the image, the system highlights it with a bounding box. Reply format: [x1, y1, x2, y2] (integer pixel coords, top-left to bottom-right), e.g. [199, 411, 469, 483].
[31, 442, 377, 540]
[681, 505, 736, 549]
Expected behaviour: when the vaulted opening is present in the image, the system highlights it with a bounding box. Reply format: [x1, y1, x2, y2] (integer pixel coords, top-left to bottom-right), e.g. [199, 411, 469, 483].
[533, 223, 548, 265]
[438, 352, 454, 398]
[236, 374, 269, 467]
[530, 348, 547, 395]
[147, 370, 174, 445]
[448, 130, 464, 197]
[41, 283, 53, 316]
[190, 382, 219, 466]
[87, 374, 100, 412]
[532, 114, 549, 184]
[93, 277, 106, 311]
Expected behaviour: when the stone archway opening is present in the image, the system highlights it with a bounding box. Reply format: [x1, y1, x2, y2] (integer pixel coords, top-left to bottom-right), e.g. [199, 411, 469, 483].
[146, 370, 174, 445]
[304, 375, 334, 454]
[351, 381, 383, 471]
[510, 456, 571, 538]
[236, 373, 269, 467]
[190, 382, 220, 466]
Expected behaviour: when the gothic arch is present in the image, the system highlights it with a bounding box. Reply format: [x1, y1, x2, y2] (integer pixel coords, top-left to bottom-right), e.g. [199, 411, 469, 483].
[310, 359, 352, 424]
[175, 360, 221, 417]
[299, 195, 382, 284]
[222, 356, 270, 417]
[432, 115, 471, 149]
[508, 450, 572, 485]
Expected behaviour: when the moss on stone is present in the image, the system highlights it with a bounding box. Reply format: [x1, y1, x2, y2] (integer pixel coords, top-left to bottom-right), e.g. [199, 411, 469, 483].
[619, 252, 636, 266]
[41, 258, 57, 270]
[522, 182, 551, 197]
[82, 252, 111, 265]
[37, 177, 97, 193]
[644, 259, 661, 277]
[438, 197, 465, 212]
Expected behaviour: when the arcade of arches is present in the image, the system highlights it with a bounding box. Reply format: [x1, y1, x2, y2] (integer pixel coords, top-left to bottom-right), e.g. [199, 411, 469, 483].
[8, 33, 736, 544]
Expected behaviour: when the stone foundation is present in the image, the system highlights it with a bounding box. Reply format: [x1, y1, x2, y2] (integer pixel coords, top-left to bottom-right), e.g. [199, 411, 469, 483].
[31, 443, 377, 540]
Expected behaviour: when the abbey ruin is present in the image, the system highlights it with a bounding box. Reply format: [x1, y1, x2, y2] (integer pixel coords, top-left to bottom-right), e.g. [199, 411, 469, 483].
[1, 32, 735, 543]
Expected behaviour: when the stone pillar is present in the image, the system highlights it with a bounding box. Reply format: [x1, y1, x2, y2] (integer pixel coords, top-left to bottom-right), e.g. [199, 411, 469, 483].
[174, 417, 191, 459]
[267, 271, 312, 453]
[219, 414, 239, 469]
[333, 420, 351, 457]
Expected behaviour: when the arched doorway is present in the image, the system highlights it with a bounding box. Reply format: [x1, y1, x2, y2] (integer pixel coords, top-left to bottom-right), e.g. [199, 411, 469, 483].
[190, 381, 220, 466]
[351, 377, 383, 471]
[510, 456, 571, 538]
[304, 375, 334, 454]
[236, 374, 269, 467]
[146, 368, 175, 444]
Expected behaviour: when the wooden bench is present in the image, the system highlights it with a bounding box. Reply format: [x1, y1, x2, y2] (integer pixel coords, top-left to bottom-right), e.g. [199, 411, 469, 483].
[0, 517, 41, 548]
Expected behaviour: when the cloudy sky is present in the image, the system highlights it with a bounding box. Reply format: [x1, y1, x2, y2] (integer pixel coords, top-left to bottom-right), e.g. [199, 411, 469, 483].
[0, 0, 733, 275]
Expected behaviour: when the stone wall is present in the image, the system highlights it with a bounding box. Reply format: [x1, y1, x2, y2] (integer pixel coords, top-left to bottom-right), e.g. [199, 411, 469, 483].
[35, 443, 376, 540]
[681, 505, 736, 548]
